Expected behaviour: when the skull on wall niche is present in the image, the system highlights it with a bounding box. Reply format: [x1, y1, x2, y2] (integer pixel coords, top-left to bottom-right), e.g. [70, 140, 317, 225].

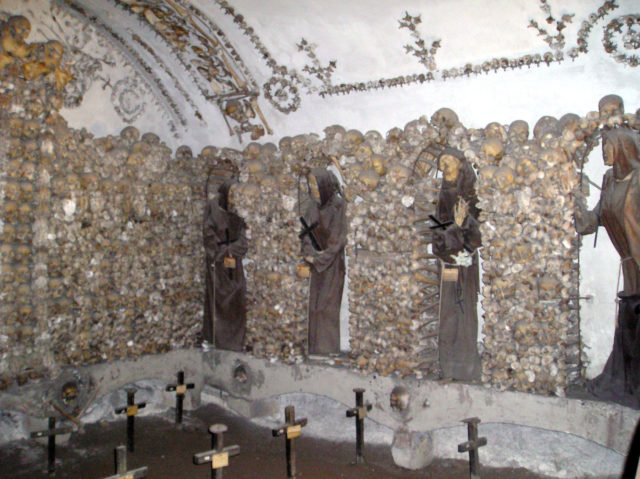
[364, 130, 384, 154]
[508, 120, 529, 145]
[243, 142, 261, 160]
[556, 113, 581, 139]
[533, 116, 558, 141]
[120, 126, 140, 144]
[431, 107, 459, 130]
[480, 137, 504, 164]
[323, 124, 346, 142]
[344, 129, 364, 152]
[598, 94, 624, 118]
[175, 145, 193, 162]
[484, 122, 507, 143]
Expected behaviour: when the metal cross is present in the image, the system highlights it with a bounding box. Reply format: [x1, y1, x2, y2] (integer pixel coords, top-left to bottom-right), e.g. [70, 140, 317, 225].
[272, 405, 308, 478]
[345, 388, 372, 464]
[457, 417, 488, 479]
[100, 445, 148, 479]
[114, 388, 146, 452]
[193, 424, 240, 479]
[217, 229, 235, 279]
[30, 416, 74, 476]
[165, 371, 195, 424]
[298, 216, 321, 251]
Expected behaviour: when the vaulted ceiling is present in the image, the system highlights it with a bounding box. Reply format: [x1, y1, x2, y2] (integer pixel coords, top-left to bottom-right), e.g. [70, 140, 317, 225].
[8, 0, 640, 149]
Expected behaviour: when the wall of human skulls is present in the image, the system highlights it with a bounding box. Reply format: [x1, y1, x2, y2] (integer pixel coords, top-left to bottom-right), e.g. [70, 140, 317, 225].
[1, 10, 638, 399]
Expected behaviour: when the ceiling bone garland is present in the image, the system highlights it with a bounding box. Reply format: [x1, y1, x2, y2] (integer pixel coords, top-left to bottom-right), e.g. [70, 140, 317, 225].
[215, 0, 633, 108]
[111, 0, 270, 140]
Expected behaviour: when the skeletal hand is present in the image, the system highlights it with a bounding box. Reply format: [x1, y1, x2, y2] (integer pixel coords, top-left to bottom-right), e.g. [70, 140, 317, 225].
[454, 198, 468, 227]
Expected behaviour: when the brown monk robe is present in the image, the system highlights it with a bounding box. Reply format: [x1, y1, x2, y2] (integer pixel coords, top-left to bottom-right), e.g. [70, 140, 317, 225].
[575, 128, 640, 409]
[432, 148, 482, 381]
[301, 169, 347, 354]
[202, 180, 248, 351]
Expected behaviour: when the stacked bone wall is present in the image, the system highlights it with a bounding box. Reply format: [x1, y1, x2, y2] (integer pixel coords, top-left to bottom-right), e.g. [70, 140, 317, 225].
[0, 22, 202, 388]
[4, 14, 639, 399]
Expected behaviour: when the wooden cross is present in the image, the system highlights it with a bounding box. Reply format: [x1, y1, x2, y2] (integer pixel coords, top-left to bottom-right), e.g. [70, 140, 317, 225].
[272, 405, 308, 478]
[345, 388, 372, 464]
[428, 214, 453, 230]
[298, 216, 321, 251]
[457, 417, 487, 479]
[193, 424, 240, 479]
[30, 416, 74, 476]
[114, 388, 146, 452]
[165, 371, 195, 424]
[100, 445, 148, 479]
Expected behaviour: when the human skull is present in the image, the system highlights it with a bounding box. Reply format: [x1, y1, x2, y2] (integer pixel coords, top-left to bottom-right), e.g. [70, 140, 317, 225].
[533, 116, 558, 140]
[243, 142, 261, 160]
[508, 120, 529, 145]
[200, 146, 218, 162]
[259, 142, 277, 160]
[175, 145, 192, 162]
[387, 164, 411, 185]
[364, 130, 384, 153]
[358, 169, 380, 191]
[484, 122, 507, 142]
[390, 386, 410, 411]
[8, 16, 31, 41]
[44, 40, 64, 68]
[2, 16, 31, 58]
[371, 154, 387, 176]
[515, 157, 538, 184]
[541, 147, 566, 167]
[355, 143, 373, 162]
[323, 124, 346, 142]
[223, 99, 245, 122]
[598, 94, 624, 118]
[556, 113, 580, 139]
[480, 137, 504, 163]
[431, 107, 459, 130]
[495, 166, 516, 190]
[141, 132, 160, 145]
[278, 136, 292, 152]
[344, 129, 364, 151]
[478, 165, 497, 181]
[386, 127, 403, 143]
[404, 119, 422, 136]
[120, 126, 140, 144]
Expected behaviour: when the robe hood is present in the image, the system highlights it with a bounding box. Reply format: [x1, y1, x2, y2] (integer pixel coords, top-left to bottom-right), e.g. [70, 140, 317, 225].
[603, 128, 640, 180]
[311, 168, 341, 206]
[437, 148, 479, 221]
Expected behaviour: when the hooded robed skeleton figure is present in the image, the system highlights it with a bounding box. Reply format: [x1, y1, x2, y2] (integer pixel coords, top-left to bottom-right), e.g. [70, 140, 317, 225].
[575, 127, 640, 409]
[202, 179, 248, 351]
[433, 148, 482, 381]
[301, 168, 347, 354]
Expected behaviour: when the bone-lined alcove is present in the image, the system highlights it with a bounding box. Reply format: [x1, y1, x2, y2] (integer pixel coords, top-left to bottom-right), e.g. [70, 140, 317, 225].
[2, 1, 640, 477]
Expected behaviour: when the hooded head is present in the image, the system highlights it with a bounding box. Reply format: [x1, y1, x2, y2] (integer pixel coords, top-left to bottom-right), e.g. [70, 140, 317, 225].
[309, 168, 341, 206]
[437, 147, 479, 221]
[217, 179, 235, 211]
[602, 128, 640, 180]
